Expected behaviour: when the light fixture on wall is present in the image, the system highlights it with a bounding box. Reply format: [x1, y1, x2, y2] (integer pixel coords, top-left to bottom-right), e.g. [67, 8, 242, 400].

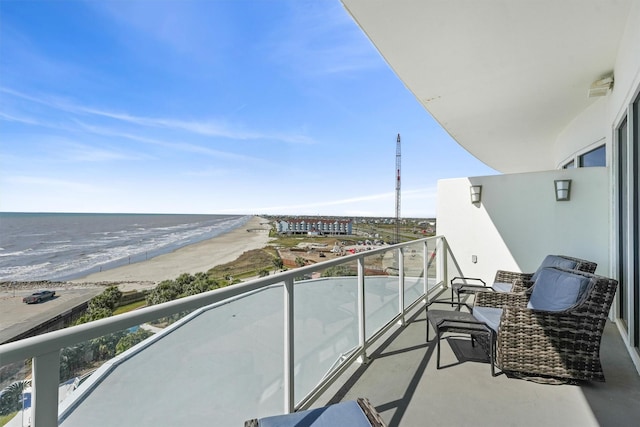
[554, 179, 571, 201]
[588, 74, 614, 97]
[470, 185, 482, 204]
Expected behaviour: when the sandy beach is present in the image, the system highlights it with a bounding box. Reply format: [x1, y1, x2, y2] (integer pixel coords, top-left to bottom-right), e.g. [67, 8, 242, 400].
[69, 216, 272, 291]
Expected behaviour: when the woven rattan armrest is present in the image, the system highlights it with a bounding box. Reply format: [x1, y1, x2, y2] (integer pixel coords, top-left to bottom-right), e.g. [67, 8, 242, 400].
[494, 270, 533, 283]
[356, 397, 387, 427]
[474, 290, 528, 308]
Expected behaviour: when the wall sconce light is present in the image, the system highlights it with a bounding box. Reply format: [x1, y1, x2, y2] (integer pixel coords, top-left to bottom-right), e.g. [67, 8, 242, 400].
[470, 185, 482, 204]
[588, 75, 614, 98]
[554, 179, 571, 201]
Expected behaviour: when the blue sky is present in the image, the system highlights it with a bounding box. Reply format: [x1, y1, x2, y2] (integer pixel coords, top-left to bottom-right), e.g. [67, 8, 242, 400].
[0, 0, 496, 217]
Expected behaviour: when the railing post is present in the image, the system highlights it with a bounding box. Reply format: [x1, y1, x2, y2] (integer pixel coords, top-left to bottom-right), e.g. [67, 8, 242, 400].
[398, 247, 405, 326]
[357, 257, 369, 364]
[284, 277, 295, 414]
[32, 350, 60, 427]
[423, 240, 429, 304]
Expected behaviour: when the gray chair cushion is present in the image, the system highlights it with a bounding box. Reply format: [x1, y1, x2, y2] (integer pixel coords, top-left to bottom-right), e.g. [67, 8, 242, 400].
[530, 255, 578, 282]
[258, 400, 371, 427]
[527, 267, 591, 312]
[492, 282, 513, 293]
[472, 306, 503, 332]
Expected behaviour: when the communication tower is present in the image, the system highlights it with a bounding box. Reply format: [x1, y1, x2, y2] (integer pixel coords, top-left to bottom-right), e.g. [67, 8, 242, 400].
[395, 133, 401, 244]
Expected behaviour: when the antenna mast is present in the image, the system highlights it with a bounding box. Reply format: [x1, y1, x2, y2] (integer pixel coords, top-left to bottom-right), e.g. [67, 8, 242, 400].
[395, 133, 401, 244]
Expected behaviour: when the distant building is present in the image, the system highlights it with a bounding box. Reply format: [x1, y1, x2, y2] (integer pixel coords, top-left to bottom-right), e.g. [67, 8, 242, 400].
[275, 218, 353, 235]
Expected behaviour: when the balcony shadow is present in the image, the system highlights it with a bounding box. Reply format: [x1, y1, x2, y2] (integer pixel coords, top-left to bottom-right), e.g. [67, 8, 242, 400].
[327, 309, 435, 427]
[579, 322, 640, 426]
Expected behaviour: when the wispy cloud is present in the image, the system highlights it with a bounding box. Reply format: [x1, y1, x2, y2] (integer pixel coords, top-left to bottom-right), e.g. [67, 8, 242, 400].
[72, 120, 268, 164]
[74, 106, 315, 144]
[1, 87, 315, 145]
[6, 175, 98, 192]
[58, 141, 144, 162]
[267, 3, 382, 77]
[251, 191, 395, 213]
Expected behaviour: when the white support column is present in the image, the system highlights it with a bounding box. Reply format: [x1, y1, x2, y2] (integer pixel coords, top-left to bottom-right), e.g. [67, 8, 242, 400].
[284, 278, 295, 414]
[357, 257, 369, 364]
[437, 237, 448, 288]
[398, 247, 406, 326]
[32, 350, 60, 427]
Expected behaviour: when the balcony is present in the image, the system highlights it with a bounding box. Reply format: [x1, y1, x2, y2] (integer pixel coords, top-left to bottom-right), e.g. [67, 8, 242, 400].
[320, 297, 640, 426]
[1, 236, 639, 426]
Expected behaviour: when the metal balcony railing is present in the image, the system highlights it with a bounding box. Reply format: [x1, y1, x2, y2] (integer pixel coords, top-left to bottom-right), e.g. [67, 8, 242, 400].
[0, 236, 448, 427]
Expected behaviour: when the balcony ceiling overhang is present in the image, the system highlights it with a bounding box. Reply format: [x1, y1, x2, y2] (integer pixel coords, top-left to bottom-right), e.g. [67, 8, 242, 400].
[342, 0, 631, 173]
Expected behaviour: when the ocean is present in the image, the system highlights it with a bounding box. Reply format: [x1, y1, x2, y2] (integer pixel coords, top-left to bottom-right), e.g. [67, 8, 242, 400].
[0, 213, 251, 282]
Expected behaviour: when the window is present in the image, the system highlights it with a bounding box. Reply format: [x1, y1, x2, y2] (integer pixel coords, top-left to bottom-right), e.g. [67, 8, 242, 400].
[579, 145, 606, 167]
[560, 143, 606, 169]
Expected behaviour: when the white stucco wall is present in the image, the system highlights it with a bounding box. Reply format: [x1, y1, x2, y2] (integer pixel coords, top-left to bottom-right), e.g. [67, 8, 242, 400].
[555, 1, 640, 169]
[436, 167, 609, 283]
[555, 99, 608, 167]
[609, 0, 640, 122]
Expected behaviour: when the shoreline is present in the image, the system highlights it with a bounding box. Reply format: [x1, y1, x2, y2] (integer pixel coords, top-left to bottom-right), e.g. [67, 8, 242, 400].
[66, 216, 272, 291]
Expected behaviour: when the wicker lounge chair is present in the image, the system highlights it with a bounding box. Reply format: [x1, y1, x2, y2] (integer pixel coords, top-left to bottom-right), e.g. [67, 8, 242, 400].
[472, 267, 617, 383]
[450, 254, 597, 302]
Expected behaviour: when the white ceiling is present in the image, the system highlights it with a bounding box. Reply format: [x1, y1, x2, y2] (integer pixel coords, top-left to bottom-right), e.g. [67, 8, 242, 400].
[342, 0, 632, 173]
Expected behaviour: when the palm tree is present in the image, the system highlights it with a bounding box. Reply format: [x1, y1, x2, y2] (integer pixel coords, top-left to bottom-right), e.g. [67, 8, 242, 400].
[272, 257, 284, 271]
[0, 379, 31, 416]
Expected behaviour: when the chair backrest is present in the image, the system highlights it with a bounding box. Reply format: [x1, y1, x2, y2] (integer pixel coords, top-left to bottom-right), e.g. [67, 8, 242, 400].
[528, 267, 617, 317]
[559, 255, 598, 274]
[527, 267, 593, 311]
[530, 255, 597, 282]
[559, 268, 618, 319]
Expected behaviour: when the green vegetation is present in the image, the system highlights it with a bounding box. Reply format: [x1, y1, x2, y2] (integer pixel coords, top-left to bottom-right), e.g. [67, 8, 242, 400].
[113, 300, 147, 315]
[58, 327, 153, 383]
[115, 329, 153, 355]
[0, 380, 29, 418]
[146, 272, 222, 306]
[0, 412, 18, 426]
[321, 265, 358, 277]
[53, 286, 155, 383]
[75, 286, 122, 324]
[207, 246, 280, 280]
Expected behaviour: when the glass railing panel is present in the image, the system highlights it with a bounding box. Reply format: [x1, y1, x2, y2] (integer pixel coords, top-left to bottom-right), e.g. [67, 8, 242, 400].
[58, 285, 285, 427]
[403, 242, 425, 309]
[423, 239, 438, 293]
[364, 248, 399, 339]
[0, 359, 31, 426]
[292, 261, 359, 402]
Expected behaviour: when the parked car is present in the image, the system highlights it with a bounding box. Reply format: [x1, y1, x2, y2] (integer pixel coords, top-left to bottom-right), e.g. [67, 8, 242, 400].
[22, 290, 56, 304]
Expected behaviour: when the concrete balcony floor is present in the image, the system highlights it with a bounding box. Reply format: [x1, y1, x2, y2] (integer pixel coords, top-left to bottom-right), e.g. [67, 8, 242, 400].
[321, 293, 640, 427]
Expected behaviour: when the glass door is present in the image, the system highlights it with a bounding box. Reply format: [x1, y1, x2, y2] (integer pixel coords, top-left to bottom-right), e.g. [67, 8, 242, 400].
[619, 93, 640, 351]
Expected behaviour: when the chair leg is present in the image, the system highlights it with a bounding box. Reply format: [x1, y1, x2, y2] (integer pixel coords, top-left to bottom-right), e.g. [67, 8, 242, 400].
[490, 331, 497, 377]
[426, 309, 430, 342]
[436, 329, 442, 369]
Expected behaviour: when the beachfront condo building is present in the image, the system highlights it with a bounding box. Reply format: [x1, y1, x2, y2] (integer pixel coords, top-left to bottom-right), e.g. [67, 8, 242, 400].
[275, 218, 353, 235]
[1, 1, 640, 426]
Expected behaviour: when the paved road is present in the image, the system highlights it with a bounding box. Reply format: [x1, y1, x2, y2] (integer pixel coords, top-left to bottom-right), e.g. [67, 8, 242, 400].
[0, 288, 103, 344]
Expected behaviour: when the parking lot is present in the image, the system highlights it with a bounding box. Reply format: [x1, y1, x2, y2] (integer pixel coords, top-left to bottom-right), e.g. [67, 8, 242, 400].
[0, 286, 103, 344]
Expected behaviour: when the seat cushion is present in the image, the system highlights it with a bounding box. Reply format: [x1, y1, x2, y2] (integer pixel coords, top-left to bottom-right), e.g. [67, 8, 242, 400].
[492, 282, 513, 293]
[527, 267, 592, 312]
[258, 400, 371, 427]
[472, 306, 503, 332]
[530, 255, 578, 282]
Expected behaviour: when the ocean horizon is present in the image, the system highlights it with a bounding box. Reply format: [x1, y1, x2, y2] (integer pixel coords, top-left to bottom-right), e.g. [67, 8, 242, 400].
[0, 212, 252, 282]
